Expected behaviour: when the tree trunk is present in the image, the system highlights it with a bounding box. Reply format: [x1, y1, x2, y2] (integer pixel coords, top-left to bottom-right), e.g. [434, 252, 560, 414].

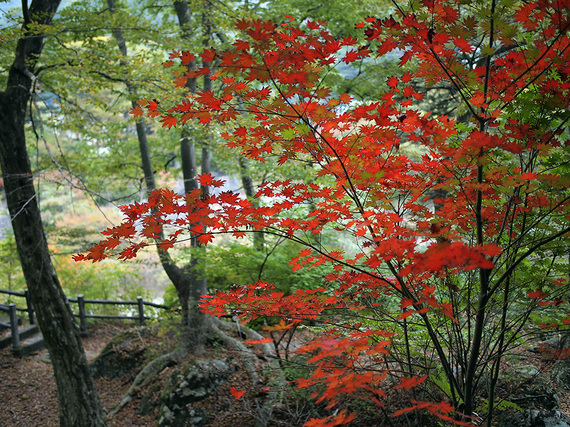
[105, 0, 211, 339]
[0, 1, 107, 425]
[172, 0, 214, 351]
[239, 156, 265, 250]
[106, 0, 193, 327]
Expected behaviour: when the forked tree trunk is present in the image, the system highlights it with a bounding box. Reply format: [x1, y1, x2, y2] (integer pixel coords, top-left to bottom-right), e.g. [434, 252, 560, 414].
[105, 0, 211, 342]
[106, 0, 193, 327]
[0, 1, 107, 425]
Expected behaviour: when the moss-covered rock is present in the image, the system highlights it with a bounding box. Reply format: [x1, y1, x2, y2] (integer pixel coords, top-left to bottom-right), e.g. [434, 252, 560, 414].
[550, 359, 570, 390]
[157, 359, 234, 427]
[90, 329, 147, 380]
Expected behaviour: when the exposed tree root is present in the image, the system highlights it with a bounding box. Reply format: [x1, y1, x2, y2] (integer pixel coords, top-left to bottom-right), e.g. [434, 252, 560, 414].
[107, 339, 191, 417]
[210, 320, 261, 385]
[248, 329, 286, 427]
[107, 317, 284, 421]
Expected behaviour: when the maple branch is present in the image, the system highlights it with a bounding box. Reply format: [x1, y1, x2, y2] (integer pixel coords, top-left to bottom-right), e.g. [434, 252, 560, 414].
[428, 46, 481, 122]
[504, 42, 570, 112]
[260, 69, 335, 170]
[390, 0, 407, 18]
[499, 21, 570, 101]
[481, 4, 495, 105]
[256, 236, 286, 281]
[464, 0, 498, 416]
[494, 194, 570, 271]
[270, 108, 465, 400]
[493, 188, 519, 247]
[384, 258, 464, 405]
[253, 65, 474, 404]
[256, 53, 373, 214]
[490, 225, 570, 297]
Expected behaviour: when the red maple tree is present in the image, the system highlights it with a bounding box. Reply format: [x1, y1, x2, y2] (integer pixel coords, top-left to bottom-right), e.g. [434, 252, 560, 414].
[77, 1, 570, 424]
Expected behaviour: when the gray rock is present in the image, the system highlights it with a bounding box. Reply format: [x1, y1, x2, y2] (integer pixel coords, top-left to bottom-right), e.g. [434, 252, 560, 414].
[501, 365, 559, 411]
[157, 359, 234, 427]
[499, 410, 570, 427]
[550, 359, 570, 390]
[530, 337, 565, 354]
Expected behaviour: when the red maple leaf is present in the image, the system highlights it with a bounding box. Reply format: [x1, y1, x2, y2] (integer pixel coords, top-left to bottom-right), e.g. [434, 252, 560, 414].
[245, 338, 273, 345]
[229, 387, 245, 399]
[130, 105, 144, 118]
[201, 48, 216, 63]
[527, 290, 546, 299]
[197, 233, 214, 245]
[343, 49, 360, 64]
[387, 76, 398, 88]
[394, 375, 428, 390]
[161, 115, 177, 129]
[453, 37, 473, 53]
[180, 51, 195, 65]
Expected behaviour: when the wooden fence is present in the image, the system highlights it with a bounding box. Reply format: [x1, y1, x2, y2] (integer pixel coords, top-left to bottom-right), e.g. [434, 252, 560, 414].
[0, 288, 170, 350]
[67, 295, 169, 333]
[0, 289, 35, 326]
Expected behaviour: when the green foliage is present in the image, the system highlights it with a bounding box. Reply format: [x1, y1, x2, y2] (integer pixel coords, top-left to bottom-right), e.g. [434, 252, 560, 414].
[205, 239, 332, 293]
[261, 0, 388, 38]
[478, 397, 522, 415]
[163, 237, 332, 309]
[53, 252, 147, 301]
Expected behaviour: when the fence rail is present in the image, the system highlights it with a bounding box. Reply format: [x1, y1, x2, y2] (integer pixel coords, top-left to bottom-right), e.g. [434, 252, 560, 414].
[0, 288, 170, 351]
[0, 289, 35, 325]
[67, 295, 169, 333]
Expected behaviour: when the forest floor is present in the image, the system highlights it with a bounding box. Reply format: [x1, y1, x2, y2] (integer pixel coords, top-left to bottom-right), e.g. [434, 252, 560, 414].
[1, 321, 569, 426]
[0, 321, 260, 427]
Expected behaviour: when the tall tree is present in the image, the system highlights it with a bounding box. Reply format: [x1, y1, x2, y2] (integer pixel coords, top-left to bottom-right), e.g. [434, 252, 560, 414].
[172, 0, 212, 343]
[103, 0, 213, 342]
[105, 0, 197, 331]
[0, 1, 107, 426]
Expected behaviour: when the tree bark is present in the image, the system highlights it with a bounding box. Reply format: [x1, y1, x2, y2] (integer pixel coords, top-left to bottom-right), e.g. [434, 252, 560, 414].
[172, 0, 213, 350]
[239, 156, 265, 250]
[0, 1, 107, 425]
[106, 0, 194, 327]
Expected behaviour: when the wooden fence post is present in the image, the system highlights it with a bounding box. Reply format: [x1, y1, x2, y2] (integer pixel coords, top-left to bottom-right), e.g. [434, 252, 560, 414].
[24, 290, 35, 325]
[9, 304, 20, 350]
[137, 296, 145, 325]
[78, 295, 87, 333]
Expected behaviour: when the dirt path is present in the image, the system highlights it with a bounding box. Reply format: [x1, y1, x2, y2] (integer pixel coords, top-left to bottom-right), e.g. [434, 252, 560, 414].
[0, 322, 155, 426]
